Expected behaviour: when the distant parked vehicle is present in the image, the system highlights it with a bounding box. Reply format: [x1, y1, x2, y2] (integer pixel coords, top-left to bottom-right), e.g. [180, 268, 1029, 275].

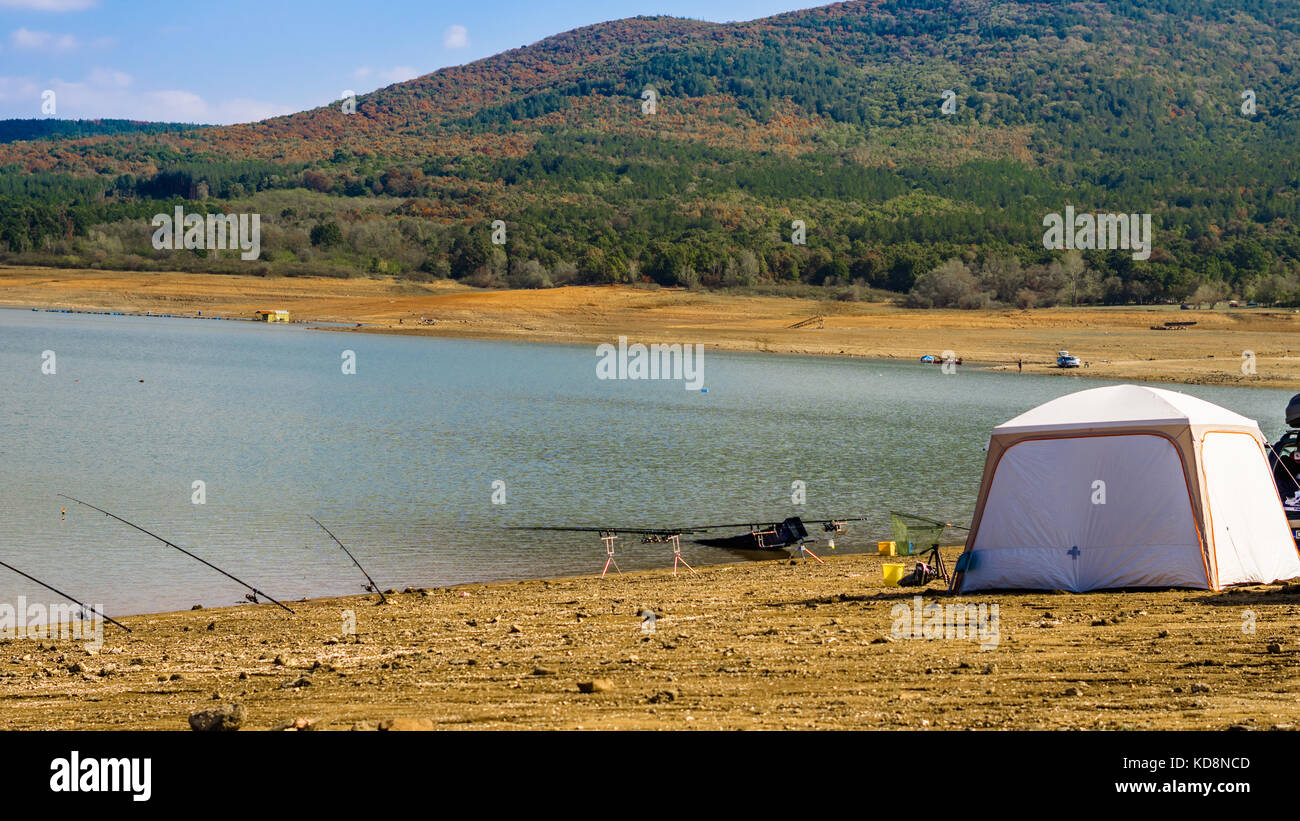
[1229, 300, 1240, 307]
[1056, 350, 1081, 368]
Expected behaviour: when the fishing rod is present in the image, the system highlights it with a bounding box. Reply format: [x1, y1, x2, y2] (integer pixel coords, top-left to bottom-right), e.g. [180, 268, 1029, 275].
[0, 559, 131, 633]
[59, 494, 294, 615]
[891, 510, 971, 531]
[308, 516, 387, 604]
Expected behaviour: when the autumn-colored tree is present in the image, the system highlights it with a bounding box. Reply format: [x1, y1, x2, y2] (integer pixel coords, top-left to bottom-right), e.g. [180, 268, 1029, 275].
[302, 170, 333, 193]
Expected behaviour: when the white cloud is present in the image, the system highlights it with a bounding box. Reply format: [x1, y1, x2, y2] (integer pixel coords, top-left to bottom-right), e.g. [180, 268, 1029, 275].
[443, 24, 468, 49]
[350, 65, 419, 89]
[0, 0, 96, 10]
[0, 74, 41, 102]
[86, 66, 130, 88]
[211, 97, 295, 124]
[379, 66, 417, 83]
[11, 27, 80, 52]
[0, 69, 295, 124]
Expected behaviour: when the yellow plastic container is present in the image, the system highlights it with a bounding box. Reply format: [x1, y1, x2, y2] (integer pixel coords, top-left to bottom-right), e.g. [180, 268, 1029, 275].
[882, 563, 907, 587]
[877, 540, 896, 556]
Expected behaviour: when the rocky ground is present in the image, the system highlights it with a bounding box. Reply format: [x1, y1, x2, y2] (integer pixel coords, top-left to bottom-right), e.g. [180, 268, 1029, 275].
[1, 550, 1297, 730]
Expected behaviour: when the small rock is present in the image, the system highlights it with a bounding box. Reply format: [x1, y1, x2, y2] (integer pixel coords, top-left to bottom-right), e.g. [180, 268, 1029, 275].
[647, 689, 678, 704]
[1063, 687, 1083, 697]
[1190, 682, 1211, 694]
[532, 667, 555, 676]
[1267, 643, 1282, 654]
[870, 635, 895, 644]
[191, 604, 203, 610]
[279, 717, 315, 731]
[578, 678, 615, 693]
[206, 621, 216, 631]
[280, 676, 312, 689]
[189, 703, 244, 732]
[378, 717, 434, 731]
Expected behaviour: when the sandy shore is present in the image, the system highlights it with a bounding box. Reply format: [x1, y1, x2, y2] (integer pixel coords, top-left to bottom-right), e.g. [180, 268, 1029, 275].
[1, 550, 1297, 731]
[4, 265, 1299, 730]
[4, 266, 1300, 388]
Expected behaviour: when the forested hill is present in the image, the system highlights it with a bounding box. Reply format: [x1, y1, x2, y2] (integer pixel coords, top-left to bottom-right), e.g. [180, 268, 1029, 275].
[0, 119, 207, 145]
[3, 0, 1300, 307]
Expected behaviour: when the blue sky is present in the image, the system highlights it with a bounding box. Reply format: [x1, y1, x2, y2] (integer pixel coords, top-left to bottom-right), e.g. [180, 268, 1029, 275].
[0, 0, 814, 123]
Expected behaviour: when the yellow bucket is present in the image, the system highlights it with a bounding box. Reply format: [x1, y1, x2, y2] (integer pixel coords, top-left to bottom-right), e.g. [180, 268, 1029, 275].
[877, 540, 896, 556]
[882, 563, 907, 587]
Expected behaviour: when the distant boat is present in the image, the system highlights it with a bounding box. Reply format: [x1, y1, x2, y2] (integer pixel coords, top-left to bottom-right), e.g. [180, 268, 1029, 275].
[920, 354, 936, 363]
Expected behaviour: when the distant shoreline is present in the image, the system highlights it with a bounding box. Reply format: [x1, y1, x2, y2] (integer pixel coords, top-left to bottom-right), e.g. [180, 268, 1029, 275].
[3, 265, 1299, 390]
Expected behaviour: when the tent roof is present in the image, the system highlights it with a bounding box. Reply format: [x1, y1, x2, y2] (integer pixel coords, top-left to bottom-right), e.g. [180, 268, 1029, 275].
[995, 385, 1258, 433]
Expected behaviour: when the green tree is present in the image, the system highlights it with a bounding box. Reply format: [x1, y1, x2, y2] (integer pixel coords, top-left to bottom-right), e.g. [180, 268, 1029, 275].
[310, 222, 343, 248]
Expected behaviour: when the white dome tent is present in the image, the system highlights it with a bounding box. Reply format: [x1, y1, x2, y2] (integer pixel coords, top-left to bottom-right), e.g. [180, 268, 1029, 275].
[951, 385, 1300, 592]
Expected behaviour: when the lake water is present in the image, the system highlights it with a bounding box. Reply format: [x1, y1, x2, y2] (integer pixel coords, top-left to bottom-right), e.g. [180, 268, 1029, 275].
[1, 306, 1295, 618]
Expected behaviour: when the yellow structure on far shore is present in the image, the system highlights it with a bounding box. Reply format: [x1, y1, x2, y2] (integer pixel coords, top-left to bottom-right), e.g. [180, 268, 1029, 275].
[255, 310, 290, 323]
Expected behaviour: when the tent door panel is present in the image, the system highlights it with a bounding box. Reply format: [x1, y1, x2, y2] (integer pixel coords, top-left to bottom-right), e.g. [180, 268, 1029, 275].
[1201, 431, 1300, 586]
[966, 433, 1203, 591]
